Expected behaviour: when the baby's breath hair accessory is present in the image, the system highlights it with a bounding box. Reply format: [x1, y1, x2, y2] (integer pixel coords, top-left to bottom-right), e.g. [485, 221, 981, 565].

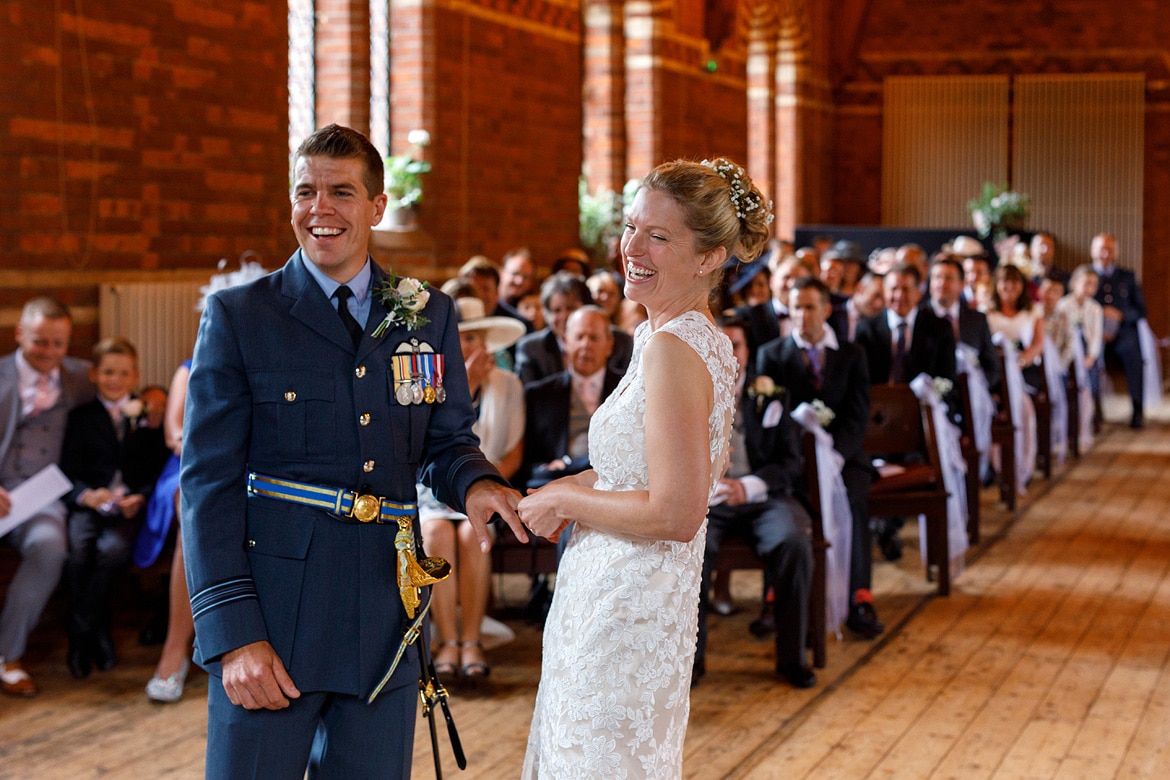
[700, 158, 775, 226]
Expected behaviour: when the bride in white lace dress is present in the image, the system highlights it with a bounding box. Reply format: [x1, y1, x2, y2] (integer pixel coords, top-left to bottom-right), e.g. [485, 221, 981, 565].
[517, 158, 773, 778]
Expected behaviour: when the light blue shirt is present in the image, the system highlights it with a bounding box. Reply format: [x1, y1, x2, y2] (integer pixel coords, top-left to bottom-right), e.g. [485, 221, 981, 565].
[301, 250, 374, 326]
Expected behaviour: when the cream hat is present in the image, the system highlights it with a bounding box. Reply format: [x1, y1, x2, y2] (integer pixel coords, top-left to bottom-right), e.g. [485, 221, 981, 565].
[455, 296, 526, 354]
[949, 235, 988, 258]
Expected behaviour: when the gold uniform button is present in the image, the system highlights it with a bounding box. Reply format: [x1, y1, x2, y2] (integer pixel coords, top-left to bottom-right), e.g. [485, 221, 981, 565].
[355, 365, 367, 378]
[359, 413, 371, 426]
[363, 460, 375, 473]
[284, 391, 296, 402]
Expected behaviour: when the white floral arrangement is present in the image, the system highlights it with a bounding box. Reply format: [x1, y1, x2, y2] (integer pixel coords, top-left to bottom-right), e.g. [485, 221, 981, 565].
[932, 376, 954, 399]
[967, 182, 1029, 239]
[811, 399, 835, 428]
[747, 375, 785, 410]
[372, 274, 431, 336]
[121, 398, 145, 429]
[700, 158, 775, 225]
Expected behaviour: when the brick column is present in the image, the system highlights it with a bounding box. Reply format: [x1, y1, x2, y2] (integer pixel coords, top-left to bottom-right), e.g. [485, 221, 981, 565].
[623, 2, 667, 180]
[583, 0, 627, 195]
[315, 0, 371, 132]
[746, 18, 778, 220]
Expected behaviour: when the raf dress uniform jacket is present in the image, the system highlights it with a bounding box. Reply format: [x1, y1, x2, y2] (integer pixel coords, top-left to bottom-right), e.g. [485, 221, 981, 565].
[181, 251, 504, 698]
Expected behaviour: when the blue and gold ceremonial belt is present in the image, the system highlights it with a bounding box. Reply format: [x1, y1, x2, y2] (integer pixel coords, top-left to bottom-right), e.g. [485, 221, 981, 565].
[246, 472, 417, 524]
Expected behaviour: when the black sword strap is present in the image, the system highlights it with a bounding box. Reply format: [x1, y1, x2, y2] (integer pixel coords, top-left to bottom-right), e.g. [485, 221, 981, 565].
[417, 603, 466, 772]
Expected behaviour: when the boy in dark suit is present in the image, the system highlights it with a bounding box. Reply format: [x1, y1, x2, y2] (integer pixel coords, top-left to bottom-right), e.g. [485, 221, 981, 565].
[60, 337, 169, 678]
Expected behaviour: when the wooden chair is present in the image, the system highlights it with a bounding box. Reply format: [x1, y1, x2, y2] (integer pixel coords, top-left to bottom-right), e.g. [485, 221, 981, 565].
[1032, 353, 1053, 480]
[864, 384, 952, 596]
[955, 372, 982, 545]
[1066, 363, 1081, 459]
[990, 347, 1017, 511]
[706, 431, 829, 669]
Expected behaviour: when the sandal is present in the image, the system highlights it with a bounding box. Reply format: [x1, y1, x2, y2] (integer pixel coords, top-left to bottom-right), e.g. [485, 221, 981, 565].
[460, 640, 490, 680]
[433, 640, 460, 679]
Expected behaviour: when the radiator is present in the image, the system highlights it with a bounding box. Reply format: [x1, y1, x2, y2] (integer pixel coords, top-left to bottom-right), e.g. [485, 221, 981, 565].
[98, 282, 203, 389]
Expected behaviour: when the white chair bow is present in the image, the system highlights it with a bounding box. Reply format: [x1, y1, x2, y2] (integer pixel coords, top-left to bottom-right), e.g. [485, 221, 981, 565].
[1137, 318, 1163, 412]
[992, 334, 1036, 496]
[1042, 339, 1068, 466]
[791, 402, 852, 638]
[909, 374, 968, 578]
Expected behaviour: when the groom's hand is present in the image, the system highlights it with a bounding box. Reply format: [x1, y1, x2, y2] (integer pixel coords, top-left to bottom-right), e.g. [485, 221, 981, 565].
[465, 478, 526, 551]
[221, 640, 301, 710]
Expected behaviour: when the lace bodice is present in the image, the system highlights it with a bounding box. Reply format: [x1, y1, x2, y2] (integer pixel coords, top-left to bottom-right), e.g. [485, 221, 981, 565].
[522, 310, 737, 779]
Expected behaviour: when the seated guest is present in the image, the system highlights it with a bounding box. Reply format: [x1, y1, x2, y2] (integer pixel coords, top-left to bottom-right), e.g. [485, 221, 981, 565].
[820, 249, 847, 294]
[459, 255, 533, 331]
[516, 290, 545, 331]
[896, 244, 930, 294]
[987, 264, 1045, 390]
[845, 271, 885, 342]
[695, 315, 815, 688]
[60, 337, 170, 678]
[519, 306, 622, 491]
[757, 278, 882, 640]
[550, 248, 591, 279]
[0, 298, 95, 697]
[1091, 232, 1148, 428]
[739, 253, 812, 360]
[515, 272, 632, 385]
[927, 256, 1001, 390]
[727, 252, 772, 309]
[1038, 271, 1072, 368]
[499, 247, 537, 307]
[855, 263, 956, 561]
[1030, 232, 1069, 289]
[950, 235, 992, 309]
[855, 262, 957, 387]
[1056, 265, 1104, 379]
[586, 269, 623, 324]
[419, 297, 526, 682]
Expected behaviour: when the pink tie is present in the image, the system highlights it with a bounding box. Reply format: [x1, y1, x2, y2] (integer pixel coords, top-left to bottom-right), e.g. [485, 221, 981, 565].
[31, 373, 53, 415]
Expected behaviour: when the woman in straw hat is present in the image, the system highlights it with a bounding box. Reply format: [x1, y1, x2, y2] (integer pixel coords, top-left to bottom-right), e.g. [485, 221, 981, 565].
[418, 295, 526, 681]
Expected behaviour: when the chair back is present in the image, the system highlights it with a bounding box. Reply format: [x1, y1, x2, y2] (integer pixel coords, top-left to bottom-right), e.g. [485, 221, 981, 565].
[863, 383, 930, 460]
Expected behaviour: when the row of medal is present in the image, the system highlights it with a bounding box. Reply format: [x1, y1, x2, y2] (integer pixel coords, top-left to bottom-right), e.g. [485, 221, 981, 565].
[392, 350, 446, 405]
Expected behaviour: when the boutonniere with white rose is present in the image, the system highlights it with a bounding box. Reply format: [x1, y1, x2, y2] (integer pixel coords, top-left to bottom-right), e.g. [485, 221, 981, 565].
[121, 398, 145, 430]
[747, 375, 786, 411]
[372, 273, 431, 336]
[811, 399, 836, 428]
[932, 376, 954, 399]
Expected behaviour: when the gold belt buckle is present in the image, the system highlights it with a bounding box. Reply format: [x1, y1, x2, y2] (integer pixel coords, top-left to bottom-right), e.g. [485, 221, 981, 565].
[352, 493, 382, 523]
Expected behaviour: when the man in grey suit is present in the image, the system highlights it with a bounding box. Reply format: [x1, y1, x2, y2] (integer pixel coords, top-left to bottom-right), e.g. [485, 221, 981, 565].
[0, 298, 94, 696]
[181, 124, 527, 779]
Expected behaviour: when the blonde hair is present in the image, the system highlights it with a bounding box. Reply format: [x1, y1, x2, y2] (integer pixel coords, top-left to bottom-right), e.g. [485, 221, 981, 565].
[639, 158, 773, 286]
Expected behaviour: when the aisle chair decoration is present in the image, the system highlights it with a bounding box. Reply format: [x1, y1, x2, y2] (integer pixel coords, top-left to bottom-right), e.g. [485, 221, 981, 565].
[993, 335, 1036, 497]
[910, 374, 969, 579]
[791, 402, 852, 639]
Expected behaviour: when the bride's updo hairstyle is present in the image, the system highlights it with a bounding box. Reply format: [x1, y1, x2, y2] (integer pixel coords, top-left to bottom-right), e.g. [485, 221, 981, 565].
[639, 157, 773, 287]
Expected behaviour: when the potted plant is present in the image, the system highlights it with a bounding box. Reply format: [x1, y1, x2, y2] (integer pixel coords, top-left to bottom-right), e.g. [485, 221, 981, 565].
[380, 129, 432, 230]
[967, 181, 1029, 240]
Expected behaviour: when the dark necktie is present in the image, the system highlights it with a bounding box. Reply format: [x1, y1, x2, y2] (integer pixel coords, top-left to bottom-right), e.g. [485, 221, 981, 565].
[334, 286, 364, 347]
[891, 321, 908, 383]
[944, 312, 958, 341]
[805, 346, 822, 391]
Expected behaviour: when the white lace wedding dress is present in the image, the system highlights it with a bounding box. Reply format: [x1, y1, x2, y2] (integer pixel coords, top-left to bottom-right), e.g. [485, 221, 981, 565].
[522, 310, 736, 779]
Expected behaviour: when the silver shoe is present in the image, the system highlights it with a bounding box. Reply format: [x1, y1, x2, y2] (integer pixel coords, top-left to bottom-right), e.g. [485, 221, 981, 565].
[146, 659, 189, 703]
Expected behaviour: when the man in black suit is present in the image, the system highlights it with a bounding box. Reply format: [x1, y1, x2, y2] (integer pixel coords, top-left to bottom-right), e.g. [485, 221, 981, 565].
[519, 306, 622, 491]
[757, 278, 883, 640]
[855, 262, 957, 387]
[927, 256, 1000, 391]
[856, 262, 957, 561]
[515, 272, 632, 386]
[1091, 232, 1148, 428]
[695, 314, 815, 688]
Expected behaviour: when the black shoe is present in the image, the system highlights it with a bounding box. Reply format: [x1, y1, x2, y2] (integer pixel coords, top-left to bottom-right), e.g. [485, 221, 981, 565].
[845, 602, 885, 640]
[878, 531, 904, 562]
[748, 613, 776, 638]
[67, 636, 92, 679]
[777, 662, 817, 689]
[1131, 412, 1144, 429]
[92, 628, 117, 672]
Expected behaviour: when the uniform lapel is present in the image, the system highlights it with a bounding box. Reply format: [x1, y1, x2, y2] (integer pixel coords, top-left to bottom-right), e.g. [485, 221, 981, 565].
[283, 250, 361, 353]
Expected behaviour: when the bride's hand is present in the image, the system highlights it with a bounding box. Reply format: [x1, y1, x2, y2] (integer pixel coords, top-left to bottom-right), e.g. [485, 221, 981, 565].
[518, 482, 576, 540]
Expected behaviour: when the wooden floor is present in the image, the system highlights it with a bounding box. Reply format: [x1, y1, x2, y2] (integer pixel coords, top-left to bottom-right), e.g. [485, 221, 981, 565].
[2, 402, 1168, 779]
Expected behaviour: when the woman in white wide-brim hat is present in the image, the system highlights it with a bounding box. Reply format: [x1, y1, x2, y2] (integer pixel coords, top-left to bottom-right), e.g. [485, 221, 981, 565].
[419, 294, 526, 681]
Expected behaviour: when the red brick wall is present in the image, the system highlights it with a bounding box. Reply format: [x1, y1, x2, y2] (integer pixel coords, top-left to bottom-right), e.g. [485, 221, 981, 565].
[0, 1, 291, 276]
[417, 2, 583, 270]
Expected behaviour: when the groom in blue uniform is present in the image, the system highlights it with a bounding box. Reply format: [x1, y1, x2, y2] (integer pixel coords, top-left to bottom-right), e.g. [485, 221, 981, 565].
[181, 124, 527, 779]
